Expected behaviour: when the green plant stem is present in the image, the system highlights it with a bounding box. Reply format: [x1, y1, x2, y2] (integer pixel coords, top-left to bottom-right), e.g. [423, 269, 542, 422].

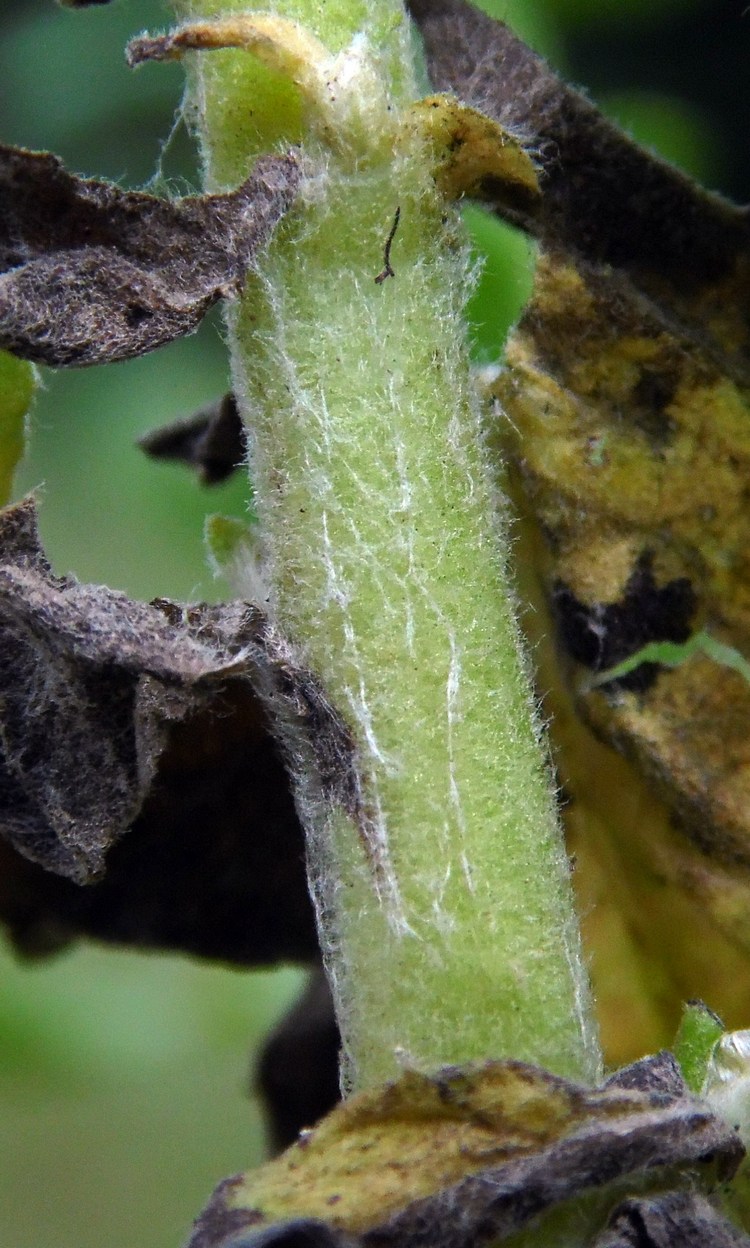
[174, 0, 601, 1091]
[0, 351, 35, 507]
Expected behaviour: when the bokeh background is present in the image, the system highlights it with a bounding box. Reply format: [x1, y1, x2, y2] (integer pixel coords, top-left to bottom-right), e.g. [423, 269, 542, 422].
[0, 1, 747, 1245]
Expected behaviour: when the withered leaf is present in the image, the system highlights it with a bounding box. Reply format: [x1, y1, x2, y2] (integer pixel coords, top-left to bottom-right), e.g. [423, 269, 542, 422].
[139, 392, 245, 484]
[0, 679, 318, 965]
[256, 968, 340, 1154]
[0, 496, 364, 968]
[184, 1054, 744, 1248]
[0, 145, 299, 366]
[398, 94, 540, 214]
[593, 1192, 750, 1248]
[408, 0, 750, 324]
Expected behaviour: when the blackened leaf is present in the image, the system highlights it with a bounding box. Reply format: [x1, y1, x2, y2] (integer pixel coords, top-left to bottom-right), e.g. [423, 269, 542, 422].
[0, 496, 267, 886]
[139, 392, 245, 484]
[0, 145, 299, 366]
[0, 681, 318, 965]
[0, 496, 364, 967]
[185, 1055, 744, 1248]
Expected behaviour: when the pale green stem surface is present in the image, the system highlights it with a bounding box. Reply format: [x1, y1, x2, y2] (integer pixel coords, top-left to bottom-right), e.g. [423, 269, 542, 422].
[0, 351, 35, 507]
[174, 0, 601, 1091]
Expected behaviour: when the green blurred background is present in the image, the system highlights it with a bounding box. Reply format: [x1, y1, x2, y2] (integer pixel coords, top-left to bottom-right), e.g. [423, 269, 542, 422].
[0, 1, 745, 1245]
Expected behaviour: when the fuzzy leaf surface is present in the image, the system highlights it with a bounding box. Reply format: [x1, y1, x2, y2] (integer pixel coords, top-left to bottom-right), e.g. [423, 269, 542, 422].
[0, 145, 299, 366]
[185, 1054, 744, 1248]
[593, 1192, 750, 1248]
[0, 497, 368, 967]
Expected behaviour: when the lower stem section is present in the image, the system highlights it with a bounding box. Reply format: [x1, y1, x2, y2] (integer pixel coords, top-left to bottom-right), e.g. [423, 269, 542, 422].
[231, 151, 599, 1091]
[178, 0, 601, 1090]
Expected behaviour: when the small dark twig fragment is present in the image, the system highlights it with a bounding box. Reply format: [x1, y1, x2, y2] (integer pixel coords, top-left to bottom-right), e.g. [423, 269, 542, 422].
[374, 207, 401, 285]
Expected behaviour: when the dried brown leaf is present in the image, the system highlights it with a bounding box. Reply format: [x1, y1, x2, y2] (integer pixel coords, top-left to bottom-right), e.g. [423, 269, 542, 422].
[593, 1192, 750, 1248]
[139, 392, 245, 484]
[408, 0, 750, 358]
[0, 681, 318, 965]
[0, 145, 299, 366]
[408, 0, 747, 267]
[0, 496, 364, 968]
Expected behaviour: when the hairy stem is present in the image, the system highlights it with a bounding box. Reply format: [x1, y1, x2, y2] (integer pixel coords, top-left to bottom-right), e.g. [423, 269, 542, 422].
[173, 0, 601, 1091]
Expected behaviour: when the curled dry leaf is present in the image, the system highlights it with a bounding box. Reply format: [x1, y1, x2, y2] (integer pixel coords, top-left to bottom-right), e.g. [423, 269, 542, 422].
[0, 144, 299, 366]
[184, 1053, 745, 1248]
[408, 0, 750, 341]
[398, 94, 540, 210]
[139, 392, 246, 485]
[0, 496, 369, 971]
[592, 1191, 750, 1248]
[0, 495, 253, 885]
[126, 13, 329, 90]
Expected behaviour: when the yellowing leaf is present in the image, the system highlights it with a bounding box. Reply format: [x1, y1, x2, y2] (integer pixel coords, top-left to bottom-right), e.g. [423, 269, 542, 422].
[491, 231, 750, 1060]
[399, 95, 540, 206]
[186, 1055, 743, 1248]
